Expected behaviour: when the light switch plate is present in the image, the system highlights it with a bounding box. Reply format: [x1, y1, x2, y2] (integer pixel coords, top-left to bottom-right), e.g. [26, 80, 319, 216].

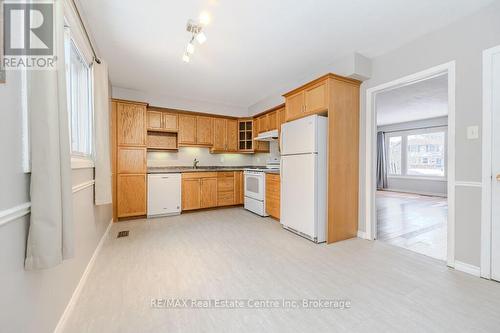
[467, 126, 479, 140]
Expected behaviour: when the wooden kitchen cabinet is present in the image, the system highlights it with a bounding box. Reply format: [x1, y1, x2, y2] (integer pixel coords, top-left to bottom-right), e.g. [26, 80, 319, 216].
[196, 116, 213, 145]
[117, 147, 146, 174]
[267, 111, 278, 131]
[182, 178, 201, 210]
[238, 119, 253, 152]
[253, 119, 270, 152]
[212, 118, 238, 152]
[217, 172, 235, 206]
[117, 174, 146, 217]
[234, 171, 244, 204]
[178, 114, 197, 145]
[265, 173, 280, 220]
[201, 178, 218, 208]
[162, 113, 178, 132]
[257, 115, 269, 134]
[284, 91, 305, 122]
[117, 102, 147, 146]
[147, 111, 163, 130]
[284, 77, 329, 122]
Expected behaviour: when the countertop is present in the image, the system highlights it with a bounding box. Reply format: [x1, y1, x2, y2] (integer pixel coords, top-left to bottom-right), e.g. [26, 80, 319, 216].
[147, 166, 280, 174]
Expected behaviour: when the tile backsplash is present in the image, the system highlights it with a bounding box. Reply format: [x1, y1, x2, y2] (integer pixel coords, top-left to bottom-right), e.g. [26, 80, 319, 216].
[147, 147, 272, 167]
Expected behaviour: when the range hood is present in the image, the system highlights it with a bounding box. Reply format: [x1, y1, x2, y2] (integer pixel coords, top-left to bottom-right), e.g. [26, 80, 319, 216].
[254, 129, 279, 141]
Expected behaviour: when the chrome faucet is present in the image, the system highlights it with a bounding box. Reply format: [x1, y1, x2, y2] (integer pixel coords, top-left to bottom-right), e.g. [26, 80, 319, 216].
[193, 158, 199, 169]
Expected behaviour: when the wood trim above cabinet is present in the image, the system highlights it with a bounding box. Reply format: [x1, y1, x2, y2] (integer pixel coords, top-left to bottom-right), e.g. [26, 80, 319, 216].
[282, 73, 361, 97]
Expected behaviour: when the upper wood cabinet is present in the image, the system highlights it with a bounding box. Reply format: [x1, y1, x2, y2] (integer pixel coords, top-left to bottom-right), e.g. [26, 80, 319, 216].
[117, 102, 147, 146]
[238, 119, 253, 152]
[284, 76, 329, 122]
[212, 118, 238, 152]
[253, 119, 270, 152]
[267, 111, 278, 131]
[162, 113, 178, 131]
[257, 115, 269, 134]
[117, 147, 146, 174]
[212, 118, 227, 151]
[178, 114, 197, 145]
[277, 107, 285, 133]
[196, 116, 214, 145]
[147, 111, 163, 130]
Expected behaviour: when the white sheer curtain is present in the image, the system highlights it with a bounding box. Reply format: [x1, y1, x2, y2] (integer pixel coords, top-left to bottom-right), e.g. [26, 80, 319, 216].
[25, 0, 74, 270]
[93, 61, 112, 205]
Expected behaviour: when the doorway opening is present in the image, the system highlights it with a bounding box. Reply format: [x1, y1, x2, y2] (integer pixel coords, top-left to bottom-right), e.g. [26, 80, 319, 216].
[365, 62, 456, 265]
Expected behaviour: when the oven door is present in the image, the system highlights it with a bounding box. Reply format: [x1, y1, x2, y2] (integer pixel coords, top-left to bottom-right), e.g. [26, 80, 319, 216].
[244, 172, 264, 201]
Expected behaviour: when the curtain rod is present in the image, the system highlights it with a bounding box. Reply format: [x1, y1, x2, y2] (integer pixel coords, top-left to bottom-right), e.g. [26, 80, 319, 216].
[379, 124, 447, 134]
[71, 0, 101, 64]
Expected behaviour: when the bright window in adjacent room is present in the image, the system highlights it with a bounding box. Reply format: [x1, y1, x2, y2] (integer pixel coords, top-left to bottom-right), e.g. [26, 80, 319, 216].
[385, 128, 447, 179]
[388, 136, 402, 175]
[407, 132, 445, 177]
[65, 29, 93, 158]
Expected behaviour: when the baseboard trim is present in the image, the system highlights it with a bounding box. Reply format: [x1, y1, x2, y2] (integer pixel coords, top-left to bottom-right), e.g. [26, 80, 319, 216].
[454, 260, 480, 277]
[54, 218, 112, 333]
[357, 230, 369, 240]
[0, 202, 31, 227]
[382, 188, 447, 198]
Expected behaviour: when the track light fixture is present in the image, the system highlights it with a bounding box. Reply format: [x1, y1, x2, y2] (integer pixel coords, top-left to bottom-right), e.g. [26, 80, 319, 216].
[182, 17, 209, 63]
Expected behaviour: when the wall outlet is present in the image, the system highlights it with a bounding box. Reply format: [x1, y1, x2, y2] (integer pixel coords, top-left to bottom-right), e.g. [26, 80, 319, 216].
[467, 126, 479, 140]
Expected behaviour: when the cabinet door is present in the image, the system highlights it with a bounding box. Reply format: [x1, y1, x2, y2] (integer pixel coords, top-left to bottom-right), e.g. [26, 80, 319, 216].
[117, 102, 146, 146]
[182, 178, 200, 210]
[117, 147, 146, 174]
[267, 111, 278, 131]
[147, 111, 163, 130]
[162, 113, 178, 132]
[200, 178, 218, 208]
[265, 174, 280, 219]
[196, 116, 214, 145]
[305, 81, 329, 114]
[178, 115, 197, 145]
[285, 92, 304, 122]
[226, 119, 238, 152]
[117, 174, 146, 217]
[234, 171, 244, 205]
[212, 118, 227, 151]
[258, 115, 269, 133]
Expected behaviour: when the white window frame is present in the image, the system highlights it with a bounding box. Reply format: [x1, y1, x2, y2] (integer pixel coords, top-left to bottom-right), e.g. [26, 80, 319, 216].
[385, 126, 448, 181]
[64, 26, 95, 169]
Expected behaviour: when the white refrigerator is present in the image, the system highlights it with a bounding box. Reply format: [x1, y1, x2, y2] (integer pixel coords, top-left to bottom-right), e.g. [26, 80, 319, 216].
[280, 115, 327, 243]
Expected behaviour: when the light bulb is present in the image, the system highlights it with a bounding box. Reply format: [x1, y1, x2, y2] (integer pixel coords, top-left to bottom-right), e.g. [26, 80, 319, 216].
[199, 11, 211, 26]
[196, 32, 207, 44]
[186, 42, 195, 54]
[182, 53, 190, 63]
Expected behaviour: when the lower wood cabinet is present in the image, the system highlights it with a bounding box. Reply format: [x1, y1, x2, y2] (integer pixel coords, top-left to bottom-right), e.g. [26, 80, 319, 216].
[181, 171, 244, 211]
[201, 178, 218, 208]
[117, 174, 147, 218]
[265, 173, 280, 220]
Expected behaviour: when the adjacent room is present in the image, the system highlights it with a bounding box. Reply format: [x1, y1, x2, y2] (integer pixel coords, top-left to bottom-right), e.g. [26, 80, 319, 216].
[2, 1, 500, 332]
[375, 74, 449, 261]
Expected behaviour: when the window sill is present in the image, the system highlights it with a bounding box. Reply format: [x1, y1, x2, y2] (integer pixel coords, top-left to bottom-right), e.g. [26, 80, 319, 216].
[71, 156, 94, 169]
[388, 175, 447, 182]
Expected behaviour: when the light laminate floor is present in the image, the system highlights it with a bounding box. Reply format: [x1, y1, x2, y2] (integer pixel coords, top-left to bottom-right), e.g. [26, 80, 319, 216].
[63, 207, 500, 333]
[377, 191, 447, 261]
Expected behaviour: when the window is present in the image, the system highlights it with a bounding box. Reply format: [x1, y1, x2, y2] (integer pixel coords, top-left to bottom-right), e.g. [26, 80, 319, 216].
[388, 136, 402, 175]
[407, 132, 445, 177]
[385, 128, 447, 179]
[65, 29, 93, 159]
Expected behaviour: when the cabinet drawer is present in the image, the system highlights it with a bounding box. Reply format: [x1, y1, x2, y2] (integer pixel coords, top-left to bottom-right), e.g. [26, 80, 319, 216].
[217, 177, 234, 192]
[217, 171, 235, 178]
[182, 172, 218, 179]
[218, 191, 235, 206]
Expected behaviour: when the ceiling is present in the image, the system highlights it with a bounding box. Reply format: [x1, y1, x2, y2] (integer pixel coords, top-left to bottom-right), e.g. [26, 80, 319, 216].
[79, 0, 493, 110]
[376, 74, 448, 126]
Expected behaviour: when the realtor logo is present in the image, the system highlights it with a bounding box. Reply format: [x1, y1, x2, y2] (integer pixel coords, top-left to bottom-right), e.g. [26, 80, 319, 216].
[4, 2, 53, 55]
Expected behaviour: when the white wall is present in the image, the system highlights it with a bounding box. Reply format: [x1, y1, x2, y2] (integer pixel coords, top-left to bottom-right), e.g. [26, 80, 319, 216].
[0, 72, 112, 333]
[378, 117, 448, 196]
[358, 1, 500, 267]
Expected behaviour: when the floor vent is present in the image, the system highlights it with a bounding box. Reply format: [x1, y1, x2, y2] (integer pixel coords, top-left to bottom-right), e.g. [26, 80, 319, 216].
[117, 230, 129, 238]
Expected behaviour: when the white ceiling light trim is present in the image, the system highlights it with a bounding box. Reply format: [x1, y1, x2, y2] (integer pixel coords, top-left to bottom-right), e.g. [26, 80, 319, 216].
[182, 17, 209, 63]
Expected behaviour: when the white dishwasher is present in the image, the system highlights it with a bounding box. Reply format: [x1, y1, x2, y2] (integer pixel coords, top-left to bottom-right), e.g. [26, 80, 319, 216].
[147, 173, 181, 218]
